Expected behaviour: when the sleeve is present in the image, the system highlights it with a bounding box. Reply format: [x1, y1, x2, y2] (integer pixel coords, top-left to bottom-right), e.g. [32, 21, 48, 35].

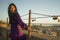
[16, 13, 28, 30]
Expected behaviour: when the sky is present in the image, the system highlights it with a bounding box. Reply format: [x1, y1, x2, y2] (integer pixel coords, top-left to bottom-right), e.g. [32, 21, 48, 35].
[0, 0, 60, 23]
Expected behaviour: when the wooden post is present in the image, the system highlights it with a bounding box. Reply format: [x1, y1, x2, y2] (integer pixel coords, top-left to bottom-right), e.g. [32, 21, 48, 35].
[28, 10, 32, 37]
[7, 17, 8, 40]
[6, 17, 9, 40]
[7, 17, 8, 23]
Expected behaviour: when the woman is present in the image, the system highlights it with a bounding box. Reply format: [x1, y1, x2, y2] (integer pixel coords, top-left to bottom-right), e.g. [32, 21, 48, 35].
[8, 3, 28, 40]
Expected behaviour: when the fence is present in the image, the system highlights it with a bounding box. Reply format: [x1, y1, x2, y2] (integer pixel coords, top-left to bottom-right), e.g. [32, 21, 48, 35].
[0, 10, 60, 40]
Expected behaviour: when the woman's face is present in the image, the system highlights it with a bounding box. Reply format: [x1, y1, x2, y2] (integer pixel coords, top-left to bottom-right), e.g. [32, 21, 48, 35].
[10, 5, 16, 13]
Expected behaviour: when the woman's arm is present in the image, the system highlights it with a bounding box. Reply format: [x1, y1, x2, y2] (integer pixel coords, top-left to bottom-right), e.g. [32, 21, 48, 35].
[16, 13, 28, 30]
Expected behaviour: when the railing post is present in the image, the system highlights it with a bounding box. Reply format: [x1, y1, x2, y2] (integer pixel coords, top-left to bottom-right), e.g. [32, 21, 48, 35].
[28, 10, 32, 38]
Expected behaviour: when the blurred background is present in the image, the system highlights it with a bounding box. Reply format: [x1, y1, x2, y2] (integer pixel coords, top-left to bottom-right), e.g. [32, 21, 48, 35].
[0, 0, 60, 40]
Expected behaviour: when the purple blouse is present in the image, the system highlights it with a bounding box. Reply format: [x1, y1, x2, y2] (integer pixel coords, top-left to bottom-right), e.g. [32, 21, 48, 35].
[11, 13, 28, 39]
[16, 13, 28, 30]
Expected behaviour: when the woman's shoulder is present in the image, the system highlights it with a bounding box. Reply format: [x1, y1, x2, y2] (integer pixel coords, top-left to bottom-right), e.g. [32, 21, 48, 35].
[16, 13, 19, 16]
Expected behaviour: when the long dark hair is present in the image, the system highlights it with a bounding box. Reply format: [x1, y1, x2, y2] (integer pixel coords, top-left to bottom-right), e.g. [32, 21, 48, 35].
[8, 3, 18, 24]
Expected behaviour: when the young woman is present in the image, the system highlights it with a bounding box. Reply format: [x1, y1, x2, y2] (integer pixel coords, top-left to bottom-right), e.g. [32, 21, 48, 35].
[8, 3, 28, 40]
